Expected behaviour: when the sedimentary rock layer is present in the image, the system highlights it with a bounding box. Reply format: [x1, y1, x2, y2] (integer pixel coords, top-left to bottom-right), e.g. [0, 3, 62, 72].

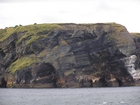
[0, 23, 140, 88]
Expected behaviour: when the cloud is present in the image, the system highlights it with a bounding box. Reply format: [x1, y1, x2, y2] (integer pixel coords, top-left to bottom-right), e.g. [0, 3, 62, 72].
[0, 0, 140, 32]
[0, 0, 81, 3]
[97, 1, 120, 13]
[0, 0, 47, 3]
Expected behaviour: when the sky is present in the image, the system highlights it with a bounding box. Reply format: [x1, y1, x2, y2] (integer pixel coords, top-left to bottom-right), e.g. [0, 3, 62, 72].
[0, 0, 140, 33]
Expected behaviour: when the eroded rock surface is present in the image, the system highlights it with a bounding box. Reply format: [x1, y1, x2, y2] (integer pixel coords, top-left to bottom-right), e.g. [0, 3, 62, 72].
[0, 23, 139, 88]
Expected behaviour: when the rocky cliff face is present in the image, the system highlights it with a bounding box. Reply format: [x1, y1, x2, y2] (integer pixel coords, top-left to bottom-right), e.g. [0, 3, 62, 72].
[0, 23, 139, 88]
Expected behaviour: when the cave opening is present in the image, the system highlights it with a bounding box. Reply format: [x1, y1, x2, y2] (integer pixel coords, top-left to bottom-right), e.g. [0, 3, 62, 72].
[116, 78, 124, 86]
[36, 62, 58, 87]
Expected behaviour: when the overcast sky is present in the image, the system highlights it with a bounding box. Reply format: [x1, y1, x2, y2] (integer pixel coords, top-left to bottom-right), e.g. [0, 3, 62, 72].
[0, 0, 140, 32]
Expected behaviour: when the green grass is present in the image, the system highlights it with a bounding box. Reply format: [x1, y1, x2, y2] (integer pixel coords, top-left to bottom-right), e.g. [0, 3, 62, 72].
[81, 23, 125, 35]
[0, 23, 125, 46]
[109, 22, 122, 27]
[114, 26, 125, 34]
[17, 24, 61, 45]
[0, 24, 61, 46]
[0, 27, 15, 42]
[9, 55, 39, 74]
[107, 23, 126, 41]
[109, 23, 125, 34]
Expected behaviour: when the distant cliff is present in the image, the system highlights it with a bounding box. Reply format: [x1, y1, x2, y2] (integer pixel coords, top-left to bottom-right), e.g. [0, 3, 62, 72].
[0, 23, 140, 88]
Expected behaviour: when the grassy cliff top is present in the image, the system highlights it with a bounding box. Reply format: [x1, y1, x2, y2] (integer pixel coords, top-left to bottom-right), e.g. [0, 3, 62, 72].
[0, 23, 61, 45]
[0, 23, 125, 42]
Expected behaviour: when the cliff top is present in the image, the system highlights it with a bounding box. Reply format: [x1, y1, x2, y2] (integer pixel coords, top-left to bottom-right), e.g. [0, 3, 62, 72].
[0, 22, 125, 45]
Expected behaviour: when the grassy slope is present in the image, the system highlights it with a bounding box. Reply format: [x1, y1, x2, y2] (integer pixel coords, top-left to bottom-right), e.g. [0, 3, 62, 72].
[9, 55, 40, 74]
[0, 24, 61, 46]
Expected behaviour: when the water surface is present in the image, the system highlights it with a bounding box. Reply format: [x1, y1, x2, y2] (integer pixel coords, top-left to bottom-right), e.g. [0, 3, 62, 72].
[0, 87, 140, 105]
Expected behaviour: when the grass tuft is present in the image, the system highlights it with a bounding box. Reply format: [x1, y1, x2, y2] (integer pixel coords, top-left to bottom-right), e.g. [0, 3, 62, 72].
[9, 55, 40, 74]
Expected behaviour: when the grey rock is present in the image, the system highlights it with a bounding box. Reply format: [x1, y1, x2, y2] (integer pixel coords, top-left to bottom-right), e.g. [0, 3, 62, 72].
[0, 23, 138, 88]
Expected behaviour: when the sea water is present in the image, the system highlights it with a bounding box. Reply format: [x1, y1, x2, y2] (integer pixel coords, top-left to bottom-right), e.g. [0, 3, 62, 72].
[0, 87, 140, 105]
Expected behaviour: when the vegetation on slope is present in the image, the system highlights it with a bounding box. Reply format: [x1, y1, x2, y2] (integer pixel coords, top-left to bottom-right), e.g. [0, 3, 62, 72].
[107, 23, 126, 42]
[0, 24, 61, 45]
[0, 27, 15, 42]
[9, 55, 40, 74]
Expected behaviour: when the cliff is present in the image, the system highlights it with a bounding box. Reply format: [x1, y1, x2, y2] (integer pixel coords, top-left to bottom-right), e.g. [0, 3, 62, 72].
[0, 23, 140, 88]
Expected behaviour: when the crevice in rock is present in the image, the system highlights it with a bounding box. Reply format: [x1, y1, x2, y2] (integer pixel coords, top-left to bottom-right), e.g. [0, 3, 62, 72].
[0, 48, 5, 57]
[116, 78, 123, 86]
[0, 77, 7, 88]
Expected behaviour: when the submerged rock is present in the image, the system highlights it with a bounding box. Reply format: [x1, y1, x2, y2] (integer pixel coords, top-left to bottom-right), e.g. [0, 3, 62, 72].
[0, 23, 139, 88]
